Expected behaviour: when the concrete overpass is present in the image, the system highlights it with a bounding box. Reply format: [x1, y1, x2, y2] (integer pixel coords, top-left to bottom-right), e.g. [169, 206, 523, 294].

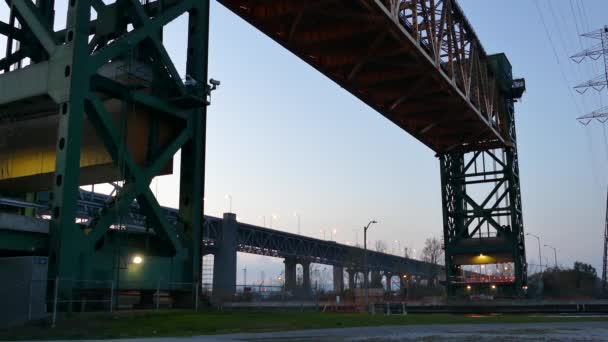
[0, 190, 443, 298]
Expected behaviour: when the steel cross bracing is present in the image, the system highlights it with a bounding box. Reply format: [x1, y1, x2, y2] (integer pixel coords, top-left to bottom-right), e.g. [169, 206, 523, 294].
[218, 0, 516, 153]
[572, 26, 608, 124]
[439, 58, 526, 295]
[0, 191, 442, 278]
[0, 0, 210, 290]
[571, 26, 608, 94]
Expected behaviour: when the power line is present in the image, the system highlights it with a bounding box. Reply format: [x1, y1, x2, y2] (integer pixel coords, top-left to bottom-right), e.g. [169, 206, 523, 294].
[546, 0, 590, 113]
[533, 0, 584, 115]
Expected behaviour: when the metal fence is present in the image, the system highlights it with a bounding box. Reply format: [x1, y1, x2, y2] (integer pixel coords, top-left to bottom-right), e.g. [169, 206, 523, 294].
[6, 278, 201, 327]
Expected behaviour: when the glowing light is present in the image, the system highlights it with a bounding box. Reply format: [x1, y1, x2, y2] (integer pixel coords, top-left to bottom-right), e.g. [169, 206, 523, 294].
[132, 255, 143, 264]
[466, 285, 472, 290]
[402, 274, 408, 279]
[491, 284, 496, 290]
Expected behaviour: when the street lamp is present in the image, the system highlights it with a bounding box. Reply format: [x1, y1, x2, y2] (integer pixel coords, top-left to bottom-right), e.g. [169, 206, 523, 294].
[544, 244, 558, 269]
[270, 214, 278, 228]
[402, 274, 409, 302]
[331, 229, 337, 241]
[526, 233, 543, 273]
[132, 255, 144, 264]
[363, 220, 378, 311]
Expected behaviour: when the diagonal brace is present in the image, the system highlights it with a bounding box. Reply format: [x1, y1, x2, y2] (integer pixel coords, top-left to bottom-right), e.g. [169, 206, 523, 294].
[84, 93, 188, 252]
[10, 0, 57, 55]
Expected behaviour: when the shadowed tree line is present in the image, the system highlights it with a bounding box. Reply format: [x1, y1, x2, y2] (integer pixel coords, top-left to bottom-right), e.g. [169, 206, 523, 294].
[528, 262, 605, 299]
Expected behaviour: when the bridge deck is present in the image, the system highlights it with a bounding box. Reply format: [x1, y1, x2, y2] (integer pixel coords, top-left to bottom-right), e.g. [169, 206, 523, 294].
[219, 0, 508, 153]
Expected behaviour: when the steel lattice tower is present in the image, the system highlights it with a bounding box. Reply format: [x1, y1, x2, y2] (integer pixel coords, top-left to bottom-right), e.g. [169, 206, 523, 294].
[593, 187, 608, 294]
[571, 26, 608, 293]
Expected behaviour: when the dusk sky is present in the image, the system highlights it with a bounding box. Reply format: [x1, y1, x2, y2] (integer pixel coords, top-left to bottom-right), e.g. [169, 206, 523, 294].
[184, 0, 607, 282]
[2, 1, 607, 284]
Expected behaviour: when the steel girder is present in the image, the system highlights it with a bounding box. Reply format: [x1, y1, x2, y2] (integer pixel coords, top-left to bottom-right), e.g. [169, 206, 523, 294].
[0, 0, 210, 291]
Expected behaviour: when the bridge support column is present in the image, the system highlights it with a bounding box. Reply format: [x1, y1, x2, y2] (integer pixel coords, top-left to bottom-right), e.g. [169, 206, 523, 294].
[385, 272, 393, 292]
[347, 269, 356, 289]
[333, 266, 344, 293]
[212, 213, 237, 300]
[401, 276, 409, 297]
[371, 270, 382, 288]
[284, 257, 297, 292]
[302, 261, 311, 293]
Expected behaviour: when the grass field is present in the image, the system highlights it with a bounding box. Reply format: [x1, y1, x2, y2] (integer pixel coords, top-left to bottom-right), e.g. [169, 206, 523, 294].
[2, 311, 608, 340]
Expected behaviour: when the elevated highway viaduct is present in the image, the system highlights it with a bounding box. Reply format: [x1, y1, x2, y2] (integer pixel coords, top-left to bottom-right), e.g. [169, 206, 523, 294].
[0, 191, 442, 300]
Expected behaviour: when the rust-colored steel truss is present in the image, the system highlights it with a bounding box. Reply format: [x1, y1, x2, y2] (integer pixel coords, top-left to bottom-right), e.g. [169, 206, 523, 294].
[218, 0, 511, 153]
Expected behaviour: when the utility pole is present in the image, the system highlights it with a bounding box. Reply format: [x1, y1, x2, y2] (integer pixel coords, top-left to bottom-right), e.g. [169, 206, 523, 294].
[570, 26, 608, 294]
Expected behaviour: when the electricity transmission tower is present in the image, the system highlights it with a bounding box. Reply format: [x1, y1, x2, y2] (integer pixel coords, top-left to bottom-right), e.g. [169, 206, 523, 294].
[602, 192, 608, 294]
[571, 26, 608, 293]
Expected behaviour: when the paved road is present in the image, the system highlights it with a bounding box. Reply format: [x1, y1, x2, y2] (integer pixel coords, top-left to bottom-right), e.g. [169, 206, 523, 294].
[41, 321, 608, 342]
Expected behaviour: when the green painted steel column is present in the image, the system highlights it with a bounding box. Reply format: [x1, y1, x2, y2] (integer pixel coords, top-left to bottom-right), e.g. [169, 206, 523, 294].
[48, 0, 91, 284]
[178, 0, 210, 286]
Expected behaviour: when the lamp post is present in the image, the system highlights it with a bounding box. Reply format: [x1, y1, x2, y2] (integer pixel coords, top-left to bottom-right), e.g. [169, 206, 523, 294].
[544, 244, 558, 269]
[402, 274, 409, 302]
[527, 232, 544, 296]
[270, 214, 278, 228]
[363, 220, 378, 311]
[526, 233, 543, 273]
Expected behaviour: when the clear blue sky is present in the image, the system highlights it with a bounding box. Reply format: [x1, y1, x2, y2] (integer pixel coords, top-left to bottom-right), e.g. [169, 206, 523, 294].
[2, 1, 607, 283]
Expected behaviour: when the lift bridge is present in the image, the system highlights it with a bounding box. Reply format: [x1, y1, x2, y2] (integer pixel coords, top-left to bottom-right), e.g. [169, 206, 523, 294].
[0, 0, 527, 302]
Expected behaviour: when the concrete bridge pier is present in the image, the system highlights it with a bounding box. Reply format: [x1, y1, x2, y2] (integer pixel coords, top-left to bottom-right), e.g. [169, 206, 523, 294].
[347, 269, 357, 289]
[301, 260, 311, 293]
[212, 213, 238, 300]
[284, 257, 297, 292]
[333, 266, 344, 293]
[371, 270, 383, 288]
[385, 272, 393, 292]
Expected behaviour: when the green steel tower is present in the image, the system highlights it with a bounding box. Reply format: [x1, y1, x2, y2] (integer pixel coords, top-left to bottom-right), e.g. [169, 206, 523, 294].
[0, 0, 211, 298]
[440, 54, 527, 296]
